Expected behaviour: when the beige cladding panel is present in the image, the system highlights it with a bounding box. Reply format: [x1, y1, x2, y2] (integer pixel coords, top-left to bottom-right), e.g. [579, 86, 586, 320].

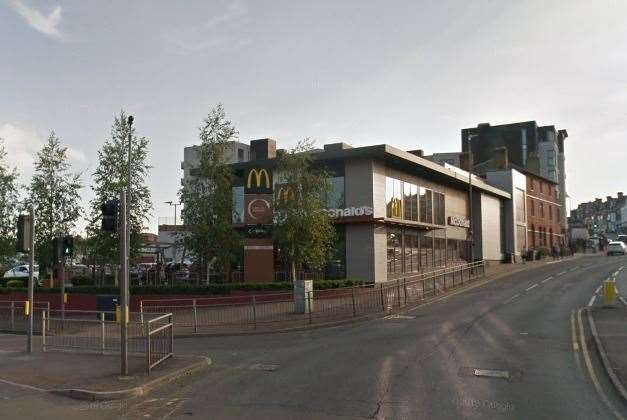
[344, 158, 375, 210]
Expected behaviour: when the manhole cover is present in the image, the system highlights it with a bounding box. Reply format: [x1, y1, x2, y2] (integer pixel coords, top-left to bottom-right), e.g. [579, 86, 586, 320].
[248, 363, 279, 371]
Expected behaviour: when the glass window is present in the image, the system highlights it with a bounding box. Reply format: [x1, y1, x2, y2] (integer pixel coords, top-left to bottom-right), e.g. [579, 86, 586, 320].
[386, 177, 403, 218]
[433, 192, 445, 225]
[403, 230, 419, 273]
[419, 231, 433, 270]
[411, 184, 419, 221]
[325, 177, 345, 209]
[232, 186, 245, 223]
[387, 228, 403, 275]
[420, 188, 433, 224]
[402, 183, 418, 222]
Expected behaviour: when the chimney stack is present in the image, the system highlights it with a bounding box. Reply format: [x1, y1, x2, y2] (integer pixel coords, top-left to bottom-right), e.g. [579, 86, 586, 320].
[460, 152, 472, 172]
[494, 147, 509, 170]
[250, 138, 277, 160]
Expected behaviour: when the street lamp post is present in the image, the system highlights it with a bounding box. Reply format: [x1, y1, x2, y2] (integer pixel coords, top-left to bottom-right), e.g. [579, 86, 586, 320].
[467, 133, 478, 262]
[165, 201, 181, 226]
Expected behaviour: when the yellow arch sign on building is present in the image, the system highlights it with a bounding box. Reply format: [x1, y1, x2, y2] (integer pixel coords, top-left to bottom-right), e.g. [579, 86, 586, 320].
[247, 168, 271, 190]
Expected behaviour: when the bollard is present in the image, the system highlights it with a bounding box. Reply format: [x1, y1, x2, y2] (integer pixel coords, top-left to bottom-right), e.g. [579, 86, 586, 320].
[603, 281, 617, 306]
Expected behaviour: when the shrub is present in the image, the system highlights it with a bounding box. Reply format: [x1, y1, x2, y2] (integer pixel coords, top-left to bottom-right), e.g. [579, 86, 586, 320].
[71, 276, 96, 286]
[6, 279, 24, 288]
[535, 247, 551, 259]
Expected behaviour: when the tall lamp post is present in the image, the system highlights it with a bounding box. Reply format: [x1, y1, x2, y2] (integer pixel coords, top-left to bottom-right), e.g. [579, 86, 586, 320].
[165, 201, 180, 226]
[467, 133, 479, 262]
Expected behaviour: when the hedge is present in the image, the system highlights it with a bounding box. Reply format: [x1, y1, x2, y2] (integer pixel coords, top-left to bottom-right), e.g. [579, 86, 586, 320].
[0, 279, 365, 295]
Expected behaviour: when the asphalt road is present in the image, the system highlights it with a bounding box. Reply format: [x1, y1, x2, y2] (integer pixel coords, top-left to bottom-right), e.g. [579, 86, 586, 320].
[2, 254, 627, 419]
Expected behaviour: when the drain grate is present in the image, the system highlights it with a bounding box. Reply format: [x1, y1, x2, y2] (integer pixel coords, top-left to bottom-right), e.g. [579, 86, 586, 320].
[473, 368, 510, 379]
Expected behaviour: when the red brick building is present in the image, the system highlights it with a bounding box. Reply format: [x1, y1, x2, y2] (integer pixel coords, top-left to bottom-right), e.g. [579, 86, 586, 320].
[526, 173, 563, 249]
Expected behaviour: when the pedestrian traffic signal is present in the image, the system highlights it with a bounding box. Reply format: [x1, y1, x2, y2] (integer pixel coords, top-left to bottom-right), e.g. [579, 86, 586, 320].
[16, 214, 32, 253]
[101, 200, 119, 231]
[62, 236, 74, 257]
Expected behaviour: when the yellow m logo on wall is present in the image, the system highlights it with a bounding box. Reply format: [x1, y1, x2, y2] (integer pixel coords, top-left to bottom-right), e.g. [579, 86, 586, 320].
[389, 198, 402, 218]
[276, 185, 296, 203]
[247, 168, 271, 190]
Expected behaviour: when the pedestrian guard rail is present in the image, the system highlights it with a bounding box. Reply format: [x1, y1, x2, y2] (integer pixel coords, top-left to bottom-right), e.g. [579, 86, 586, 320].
[140, 261, 487, 334]
[42, 309, 173, 374]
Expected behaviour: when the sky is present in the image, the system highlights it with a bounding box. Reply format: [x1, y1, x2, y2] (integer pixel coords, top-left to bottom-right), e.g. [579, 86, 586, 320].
[1, 0, 626, 234]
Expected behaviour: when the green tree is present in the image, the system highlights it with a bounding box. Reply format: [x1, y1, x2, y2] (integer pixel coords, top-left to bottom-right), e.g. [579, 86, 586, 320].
[28, 131, 82, 265]
[273, 139, 335, 281]
[0, 138, 20, 268]
[179, 104, 241, 279]
[87, 110, 152, 265]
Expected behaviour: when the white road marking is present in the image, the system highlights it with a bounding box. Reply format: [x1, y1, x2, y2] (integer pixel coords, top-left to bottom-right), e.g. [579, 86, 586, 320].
[541, 276, 553, 284]
[526, 284, 538, 292]
[519, 332, 528, 335]
[570, 266, 579, 272]
[620, 297, 627, 307]
[577, 309, 626, 420]
[588, 295, 597, 307]
[503, 294, 520, 304]
[595, 285, 602, 294]
[557, 271, 567, 276]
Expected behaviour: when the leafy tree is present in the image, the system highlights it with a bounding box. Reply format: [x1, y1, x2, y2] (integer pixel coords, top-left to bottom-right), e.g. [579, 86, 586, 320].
[87, 110, 152, 265]
[0, 138, 20, 268]
[28, 131, 82, 266]
[273, 139, 335, 281]
[179, 104, 241, 279]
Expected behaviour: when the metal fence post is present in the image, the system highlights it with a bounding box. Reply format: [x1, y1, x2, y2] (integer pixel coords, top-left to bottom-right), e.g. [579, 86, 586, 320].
[145, 320, 151, 375]
[192, 299, 198, 333]
[100, 312, 105, 354]
[396, 279, 401, 308]
[170, 314, 174, 357]
[42, 311, 46, 352]
[351, 287, 356, 316]
[10, 301, 14, 330]
[403, 279, 408, 305]
[139, 300, 144, 325]
[380, 284, 385, 311]
[433, 277, 437, 295]
[252, 295, 257, 330]
[307, 292, 312, 324]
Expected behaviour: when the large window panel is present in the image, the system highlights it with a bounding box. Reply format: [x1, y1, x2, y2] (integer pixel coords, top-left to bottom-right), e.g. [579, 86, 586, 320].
[232, 186, 244, 223]
[420, 187, 433, 224]
[387, 228, 403, 275]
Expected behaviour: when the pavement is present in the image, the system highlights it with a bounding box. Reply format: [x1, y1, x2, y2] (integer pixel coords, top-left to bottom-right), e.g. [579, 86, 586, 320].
[2, 253, 626, 419]
[0, 332, 209, 400]
[588, 265, 627, 402]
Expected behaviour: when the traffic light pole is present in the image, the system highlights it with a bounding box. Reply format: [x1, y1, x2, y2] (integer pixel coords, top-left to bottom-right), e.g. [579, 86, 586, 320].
[26, 209, 35, 354]
[119, 189, 129, 376]
[60, 256, 65, 320]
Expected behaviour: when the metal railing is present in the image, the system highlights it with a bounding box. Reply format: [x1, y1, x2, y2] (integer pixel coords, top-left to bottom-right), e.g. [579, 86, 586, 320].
[0, 301, 50, 333]
[145, 313, 174, 374]
[42, 310, 173, 374]
[140, 261, 487, 334]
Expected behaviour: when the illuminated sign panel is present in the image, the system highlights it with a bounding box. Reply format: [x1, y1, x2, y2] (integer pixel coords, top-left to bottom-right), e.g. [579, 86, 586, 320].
[245, 168, 272, 193]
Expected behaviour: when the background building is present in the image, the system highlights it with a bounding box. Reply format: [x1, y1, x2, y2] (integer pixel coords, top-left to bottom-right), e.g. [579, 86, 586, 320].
[460, 121, 568, 233]
[568, 192, 627, 236]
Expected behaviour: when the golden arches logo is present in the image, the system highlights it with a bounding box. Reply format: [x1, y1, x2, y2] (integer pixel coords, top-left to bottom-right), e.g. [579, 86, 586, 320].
[247, 168, 270, 190]
[276, 185, 296, 203]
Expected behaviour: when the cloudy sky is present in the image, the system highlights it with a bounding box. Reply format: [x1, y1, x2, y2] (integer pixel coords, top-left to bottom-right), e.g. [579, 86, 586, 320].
[2, 0, 626, 233]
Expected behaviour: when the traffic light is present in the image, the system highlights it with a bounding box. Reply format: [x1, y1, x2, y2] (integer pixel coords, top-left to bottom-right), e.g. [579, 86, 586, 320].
[62, 235, 74, 257]
[101, 200, 119, 231]
[51, 237, 63, 264]
[16, 215, 32, 252]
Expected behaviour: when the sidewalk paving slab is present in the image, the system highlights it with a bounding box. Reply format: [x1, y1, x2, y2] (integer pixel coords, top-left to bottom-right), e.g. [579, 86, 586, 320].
[588, 306, 627, 403]
[0, 336, 210, 400]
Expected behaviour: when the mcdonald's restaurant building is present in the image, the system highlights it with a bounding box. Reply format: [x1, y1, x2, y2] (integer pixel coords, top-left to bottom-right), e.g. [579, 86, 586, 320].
[231, 139, 511, 283]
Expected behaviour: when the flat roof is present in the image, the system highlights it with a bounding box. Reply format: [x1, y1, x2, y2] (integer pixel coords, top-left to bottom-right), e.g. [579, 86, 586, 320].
[231, 143, 511, 199]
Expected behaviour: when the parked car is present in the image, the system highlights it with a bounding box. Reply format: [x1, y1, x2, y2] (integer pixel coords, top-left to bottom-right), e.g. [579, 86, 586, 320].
[606, 241, 627, 256]
[3, 264, 40, 284]
[618, 234, 627, 246]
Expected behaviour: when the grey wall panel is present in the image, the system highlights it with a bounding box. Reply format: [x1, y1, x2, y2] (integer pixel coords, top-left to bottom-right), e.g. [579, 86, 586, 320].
[345, 158, 374, 209]
[346, 224, 375, 283]
[480, 193, 503, 261]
